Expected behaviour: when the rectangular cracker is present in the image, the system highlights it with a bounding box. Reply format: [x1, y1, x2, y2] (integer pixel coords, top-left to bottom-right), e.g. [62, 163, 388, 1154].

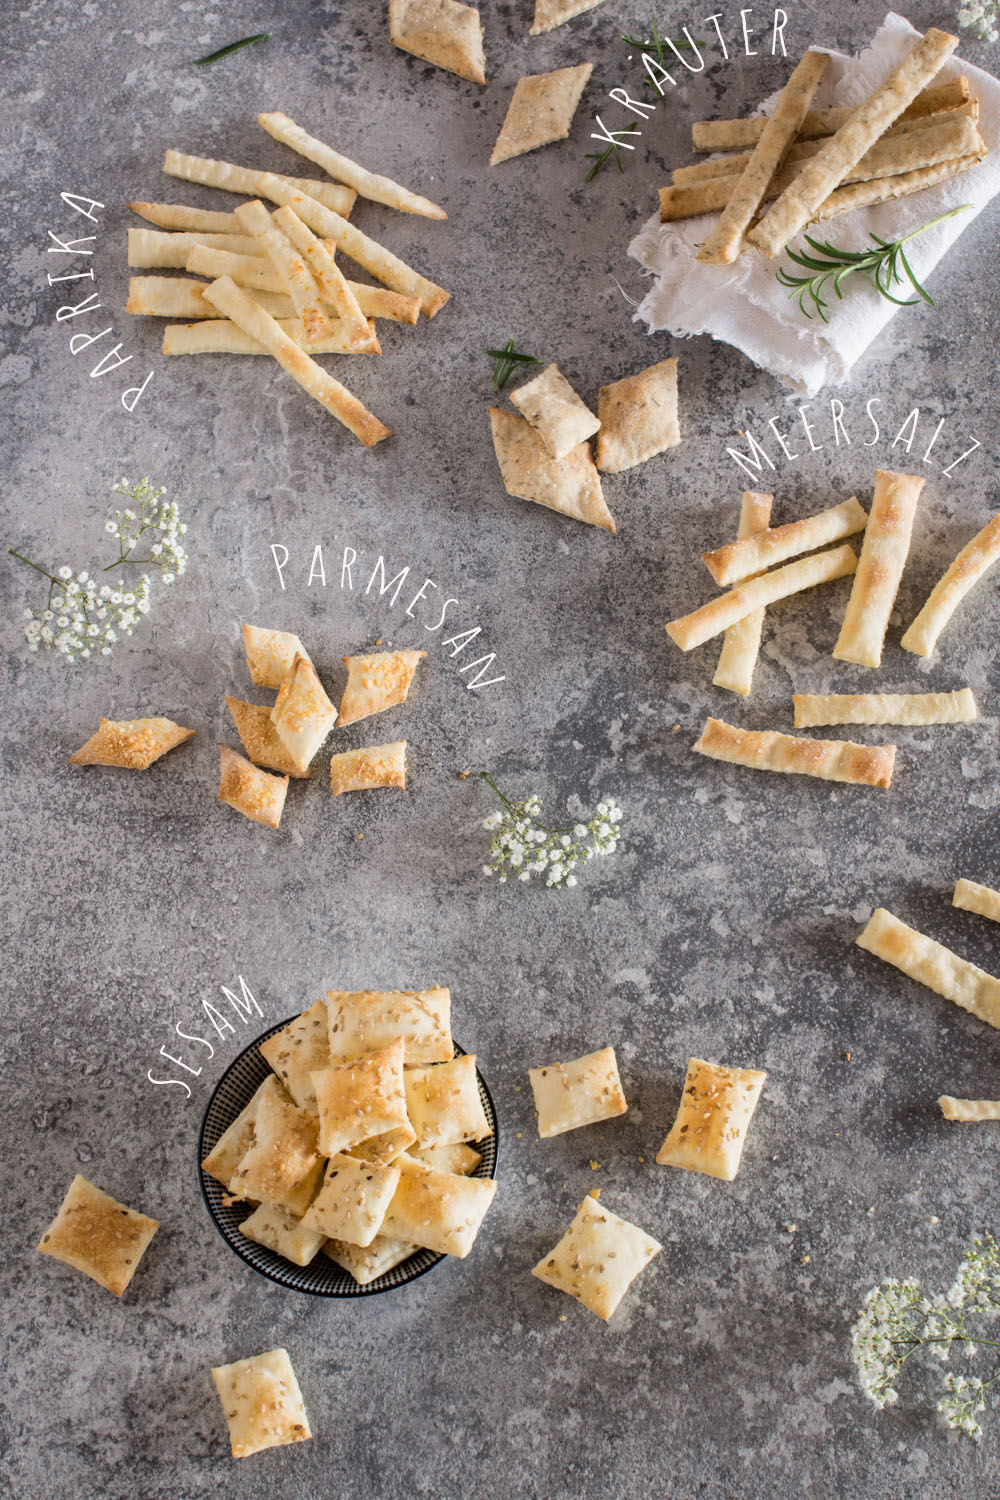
[162, 147, 357, 216]
[704, 496, 868, 587]
[301, 1154, 402, 1247]
[528, 1047, 628, 1137]
[713, 492, 773, 696]
[694, 717, 896, 788]
[322, 1234, 416, 1284]
[409, 1142, 483, 1175]
[127, 228, 260, 269]
[227, 1089, 325, 1215]
[201, 1076, 289, 1187]
[954, 879, 1000, 925]
[329, 742, 407, 796]
[656, 1057, 766, 1180]
[259, 1000, 330, 1112]
[211, 1349, 311, 1458]
[310, 1038, 411, 1159]
[857, 907, 1000, 1028]
[164, 320, 377, 357]
[748, 28, 961, 257]
[697, 51, 830, 265]
[404, 1055, 492, 1147]
[531, 1196, 661, 1321]
[595, 358, 679, 474]
[36, 1175, 159, 1297]
[939, 1096, 1000, 1121]
[509, 363, 600, 461]
[691, 77, 971, 151]
[271, 207, 372, 347]
[258, 111, 446, 219]
[901, 514, 1000, 657]
[793, 688, 977, 727]
[834, 470, 924, 667]
[379, 1154, 497, 1258]
[201, 275, 391, 447]
[489, 407, 615, 532]
[238, 1204, 326, 1266]
[666, 543, 858, 652]
[327, 987, 453, 1064]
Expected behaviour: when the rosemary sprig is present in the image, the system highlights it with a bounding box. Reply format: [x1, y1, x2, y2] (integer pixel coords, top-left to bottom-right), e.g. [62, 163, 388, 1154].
[193, 33, 270, 66]
[776, 204, 972, 322]
[487, 339, 540, 392]
[585, 127, 641, 181]
[621, 20, 704, 91]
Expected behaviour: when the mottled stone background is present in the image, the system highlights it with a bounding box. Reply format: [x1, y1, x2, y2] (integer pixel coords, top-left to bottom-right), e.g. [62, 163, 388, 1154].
[2, 1, 999, 1495]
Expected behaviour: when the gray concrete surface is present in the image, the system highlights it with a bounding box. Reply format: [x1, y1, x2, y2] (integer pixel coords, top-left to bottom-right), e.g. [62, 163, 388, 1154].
[3, 1, 1000, 1496]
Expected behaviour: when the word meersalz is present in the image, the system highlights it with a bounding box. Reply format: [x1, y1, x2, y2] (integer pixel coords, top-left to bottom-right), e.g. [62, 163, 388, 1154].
[146, 975, 262, 1102]
[47, 191, 153, 413]
[726, 397, 982, 482]
[271, 542, 506, 692]
[592, 8, 791, 163]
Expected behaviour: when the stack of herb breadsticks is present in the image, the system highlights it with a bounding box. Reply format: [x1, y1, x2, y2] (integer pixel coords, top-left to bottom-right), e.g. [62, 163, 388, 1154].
[126, 112, 450, 445]
[658, 27, 988, 265]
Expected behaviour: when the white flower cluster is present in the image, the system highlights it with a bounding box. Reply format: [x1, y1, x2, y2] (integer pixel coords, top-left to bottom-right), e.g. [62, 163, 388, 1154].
[851, 1278, 925, 1410]
[938, 1370, 988, 1439]
[16, 476, 187, 664]
[957, 1, 999, 41]
[480, 782, 623, 889]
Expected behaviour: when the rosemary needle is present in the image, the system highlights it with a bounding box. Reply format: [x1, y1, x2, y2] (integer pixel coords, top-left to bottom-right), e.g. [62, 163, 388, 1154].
[487, 340, 540, 393]
[193, 33, 270, 66]
[584, 127, 640, 182]
[776, 204, 973, 322]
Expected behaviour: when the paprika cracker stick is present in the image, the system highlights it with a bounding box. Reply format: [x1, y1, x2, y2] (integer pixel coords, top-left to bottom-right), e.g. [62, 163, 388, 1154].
[162, 319, 378, 356]
[901, 514, 1000, 657]
[834, 470, 924, 668]
[127, 275, 294, 319]
[184, 247, 421, 322]
[128, 228, 260, 268]
[258, 110, 446, 219]
[162, 148, 356, 216]
[713, 492, 773, 697]
[233, 199, 334, 345]
[939, 1097, 1000, 1121]
[271, 207, 372, 348]
[694, 717, 896, 788]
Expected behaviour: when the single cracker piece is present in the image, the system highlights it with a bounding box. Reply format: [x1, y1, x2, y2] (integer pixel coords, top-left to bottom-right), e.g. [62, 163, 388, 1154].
[409, 1142, 482, 1175]
[259, 1000, 330, 1113]
[404, 1055, 493, 1147]
[938, 1097, 1000, 1121]
[37, 1175, 158, 1297]
[857, 907, 1000, 1029]
[530, 0, 605, 33]
[270, 653, 337, 769]
[595, 359, 680, 474]
[834, 470, 924, 668]
[389, 0, 486, 85]
[210, 1349, 311, 1459]
[310, 1039, 412, 1160]
[330, 741, 407, 796]
[793, 688, 977, 728]
[488, 407, 615, 532]
[257, 112, 446, 219]
[322, 1234, 417, 1285]
[703, 496, 868, 587]
[338, 650, 426, 727]
[327, 987, 453, 1064]
[242, 624, 312, 690]
[901, 514, 1000, 658]
[531, 1197, 661, 1321]
[490, 65, 593, 166]
[301, 1154, 403, 1247]
[697, 51, 830, 265]
[218, 745, 289, 830]
[528, 1047, 628, 1138]
[379, 1153, 497, 1258]
[656, 1057, 766, 1181]
[225, 698, 312, 779]
[162, 147, 357, 216]
[69, 716, 194, 769]
[202, 1077, 289, 1188]
[667, 545, 858, 652]
[713, 492, 773, 697]
[694, 717, 896, 788]
[163, 319, 377, 358]
[954, 879, 1000, 925]
[127, 228, 261, 269]
[509, 362, 600, 460]
[227, 1089, 325, 1215]
[238, 1205, 326, 1267]
[812, 154, 983, 226]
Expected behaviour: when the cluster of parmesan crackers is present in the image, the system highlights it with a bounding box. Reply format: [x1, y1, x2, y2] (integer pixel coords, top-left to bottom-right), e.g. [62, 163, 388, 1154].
[220, 625, 425, 830]
[202, 988, 497, 1298]
[660, 29, 989, 265]
[489, 357, 681, 532]
[388, 0, 606, 89]
[525, 1045, 766, 1321]
[666, 473, 1000, 790]
[127, 112, 450, 444]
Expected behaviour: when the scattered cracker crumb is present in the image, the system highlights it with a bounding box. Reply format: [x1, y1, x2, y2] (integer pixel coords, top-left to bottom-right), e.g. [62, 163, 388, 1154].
[588, 1187, 601, 1200]
[638, 1156, 645, 1164]
[672, 724, 680, 732]
[843, 1051, 852, 1061]
[457, 770, 469, 780]
[375, 637, 382, 645]
[929, 1215, 940, 1225]
[356, 833, 364, 841]
[516, 1132, 523, 1139]
[589, 1160, 602, 1171]
[783, 1223, 797, 1233]
[558, 1315, 567, 1322]
[800, 1254, 811, 1264]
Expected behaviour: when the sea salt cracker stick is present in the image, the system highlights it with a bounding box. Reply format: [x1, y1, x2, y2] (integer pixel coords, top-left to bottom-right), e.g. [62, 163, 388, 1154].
[694, 717, 896, 788]
[901, 514, 1000, 657]
[954, 879, 1000, 925]
[748, 28, 960, 258]
[834, 470, 924, 668]
[666, 544, 857, 652]
[939, 1097, 1000, 1121]
[697, 51, 829, 265]
[704, 496, 867, 587]
[793, 688, 976, 727]
[857, 907, 1000, 1029]
[713, 491, 773, 696]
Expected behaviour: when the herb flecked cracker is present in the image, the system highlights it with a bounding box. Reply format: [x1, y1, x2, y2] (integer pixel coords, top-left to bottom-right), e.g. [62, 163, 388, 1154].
[490, 65, 593, 166]
[595, 359, 680, 474]
[389, 0, 486, 85]
[488, 406, 615, 531]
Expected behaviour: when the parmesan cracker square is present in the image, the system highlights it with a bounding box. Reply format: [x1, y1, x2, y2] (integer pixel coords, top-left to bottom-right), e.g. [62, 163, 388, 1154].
[225, 698, 312, 779]
[218, 744, 290, 830]
[338, 650, 426, 727]
[330, 741, 407, 796]
[243, 625, 314, 690]
[656, 1057, 766, 1181]
[595, 359, 680, 473]
[528, 1046, 627, 1138]
[491, 66, 593, 165]
[509, 362, 600, 459]
[270, 654, 337, 770]
[531, 1197, 661, 1321]
[211, 1348, 311, 1459]
[69, 717, 194, 770]
[37, 1175, 159, 1297]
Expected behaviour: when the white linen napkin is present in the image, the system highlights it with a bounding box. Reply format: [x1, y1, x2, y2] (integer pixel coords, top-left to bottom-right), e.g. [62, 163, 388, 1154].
[628, 12, 1000, 396]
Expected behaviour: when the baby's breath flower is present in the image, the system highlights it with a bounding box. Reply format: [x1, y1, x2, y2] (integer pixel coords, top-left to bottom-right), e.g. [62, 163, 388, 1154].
[478, 773, 625, 890]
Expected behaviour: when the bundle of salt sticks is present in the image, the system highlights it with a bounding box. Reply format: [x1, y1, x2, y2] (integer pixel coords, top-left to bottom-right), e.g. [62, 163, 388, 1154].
[658, 28, 989, 266]
[126, 112, 450, 446]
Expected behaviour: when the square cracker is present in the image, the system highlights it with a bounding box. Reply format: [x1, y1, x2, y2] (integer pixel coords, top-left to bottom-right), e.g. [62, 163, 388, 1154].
[509, 362, 600, 460]
[488, 407, 615, 532]
[491, 65, 593, 166]
[337, 650, 426, 727]
[225, 698, 311, 779]
[327, 987, 453, 1064]
[69, 717, 194, 770]
[390, 0, 486, 85]
[380, 1154, 497, 1257]
[310, 1038, 412, 1159]
[228, 1088, 325, 1215]
[242, 624, 313, 690]
[323, 1233, 416, 1285]
[530, 0, 605, 33]
[218, 745, 289, 829]
[409, 1142, 482, 1175]
[531, 1196, 661, 1320]
[259, 1001, 330, 1113]
[404, 1054, 493, 1147]
[37, 1175, 159, 1297]
[238, 1204, 326, 1267]
[528, 1046, 628, 1138]
[656, 1057, 766, 1181]
[210, 1348, 311, 1459]
[302, 1153, 402, 1246]
[596, 359, 680, 473]
[202, 1076, 290, 1188]
[270, 654, 337, 769]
